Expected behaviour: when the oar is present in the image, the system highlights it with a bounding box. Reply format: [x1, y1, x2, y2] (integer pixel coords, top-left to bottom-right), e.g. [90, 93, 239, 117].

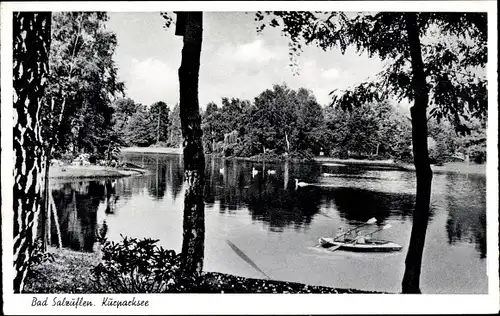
[327, 243, 345, 252]
[333, 217, 377, 241]
[226, 240, 270, 280]
[363, 224, 392, 239]
[318, 210, 335, 220]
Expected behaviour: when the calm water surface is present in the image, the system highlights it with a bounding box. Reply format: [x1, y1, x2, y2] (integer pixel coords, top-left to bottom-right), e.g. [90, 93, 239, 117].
[48, 153, 487, 294]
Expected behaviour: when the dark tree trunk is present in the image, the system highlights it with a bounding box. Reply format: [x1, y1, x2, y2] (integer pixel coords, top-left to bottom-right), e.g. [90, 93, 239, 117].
[13, 12, 52, 293]
[402, 13, 433, 294]
[176, 12, 206, 285]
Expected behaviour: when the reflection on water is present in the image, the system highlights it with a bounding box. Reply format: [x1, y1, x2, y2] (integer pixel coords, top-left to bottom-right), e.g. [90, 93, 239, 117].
[444, 173, 487, 259]
[47, 153, 487, 293]
[50, 181, 105, 252]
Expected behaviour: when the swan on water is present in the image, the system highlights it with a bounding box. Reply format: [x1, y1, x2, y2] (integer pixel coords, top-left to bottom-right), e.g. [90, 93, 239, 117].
[252, 167, 259, 177]
[295, 178, 308, 188]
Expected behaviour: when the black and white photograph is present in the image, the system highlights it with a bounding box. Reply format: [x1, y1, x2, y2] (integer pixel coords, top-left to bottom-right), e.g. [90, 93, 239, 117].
[1, 1, 498, 315]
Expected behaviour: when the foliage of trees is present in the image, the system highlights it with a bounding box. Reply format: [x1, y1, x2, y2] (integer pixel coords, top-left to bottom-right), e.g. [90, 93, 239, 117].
[427, 117, 487, 164]
[123, 104, 157, 147]
[112, 98, 138, 134]
[166, 103, 183, 148]
[203, 85, 380, 160]
[247, 85, 323, 157]
[43, 12, 124, 160]
[324, 100, 412, 159]
[111, 98, 179, 148]
[197, 83, 484, 163]
[150, 101, 170, 143]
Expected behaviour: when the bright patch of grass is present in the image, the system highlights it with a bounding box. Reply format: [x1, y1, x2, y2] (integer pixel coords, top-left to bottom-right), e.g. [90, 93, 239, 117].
[24, 247, 100, 294]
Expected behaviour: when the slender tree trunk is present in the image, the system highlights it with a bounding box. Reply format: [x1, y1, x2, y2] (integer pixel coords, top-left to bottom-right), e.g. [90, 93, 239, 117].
[285, 132, 290, 153]
[156, 153, 159, 194]
[41, 146, 52, 252]
[50, 192, 63, 248]
[41, 97, 67, 251]
[402, 13, 433, 294]
[157, 110, 161, 144]
[47, 197, 51, 245]
[176, 12, 206, 286]
[13, 12, 52, 293]
[284, 160, 289, 189]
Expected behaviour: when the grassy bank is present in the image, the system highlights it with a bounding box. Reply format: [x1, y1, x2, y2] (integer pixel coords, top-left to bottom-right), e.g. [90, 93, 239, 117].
[316, 157, 407, 170]
[24, 247, 381, 294]
[317, 157, 486, 175]
[392, 161, 486, 175]
[49, 165, 147, 181]
[121, 146, 182, 154]
[24, 248, 100, 293]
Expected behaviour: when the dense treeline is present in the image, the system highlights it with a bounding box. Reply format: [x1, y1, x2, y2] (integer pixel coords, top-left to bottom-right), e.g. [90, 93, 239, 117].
[111, 82, 486, 164]
[111, 98, 182, 148]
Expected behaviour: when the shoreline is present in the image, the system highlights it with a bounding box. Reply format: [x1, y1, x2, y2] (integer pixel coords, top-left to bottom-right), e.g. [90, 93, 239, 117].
[49, 165, 148, 181]
[121, 146, 182, 154]
[316, 157, 486, 174]
[120, 147, 486, 175]
[24, 246, 381, 294]
[316, 157, 408, 170]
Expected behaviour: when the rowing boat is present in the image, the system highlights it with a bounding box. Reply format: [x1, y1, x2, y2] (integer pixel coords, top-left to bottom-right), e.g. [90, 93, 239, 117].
[318, 237, 403, 252]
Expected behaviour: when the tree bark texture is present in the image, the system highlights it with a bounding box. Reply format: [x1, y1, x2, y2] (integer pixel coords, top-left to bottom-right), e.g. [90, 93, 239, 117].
[177, 12, 206, 283]
[402, 13, 433, 294]
[13, 12, 52, 293]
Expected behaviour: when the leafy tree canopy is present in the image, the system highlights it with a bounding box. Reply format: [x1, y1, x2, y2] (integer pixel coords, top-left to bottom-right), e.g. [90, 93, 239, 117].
[43, 12, 124, 157]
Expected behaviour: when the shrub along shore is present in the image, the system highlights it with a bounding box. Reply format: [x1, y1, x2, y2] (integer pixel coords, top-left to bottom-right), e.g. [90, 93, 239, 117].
[24, 247, 381, 294]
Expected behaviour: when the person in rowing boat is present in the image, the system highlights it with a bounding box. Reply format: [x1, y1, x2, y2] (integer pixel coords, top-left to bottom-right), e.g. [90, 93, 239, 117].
[353, 231, 371, 244]
[336, 227, 360, 242]
[335, 227, 351, 241]
[335, 227, 344, 240]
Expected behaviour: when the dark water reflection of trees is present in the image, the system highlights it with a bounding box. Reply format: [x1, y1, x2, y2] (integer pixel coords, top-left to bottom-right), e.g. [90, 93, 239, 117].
[50, 182, 101, 251]
[49, 153, 487, 259]
[444, 173, 486, 258]
[324, 187, 416, 223]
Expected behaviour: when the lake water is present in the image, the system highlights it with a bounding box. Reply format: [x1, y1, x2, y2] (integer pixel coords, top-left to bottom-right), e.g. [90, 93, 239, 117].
[48, 153, 487, 294]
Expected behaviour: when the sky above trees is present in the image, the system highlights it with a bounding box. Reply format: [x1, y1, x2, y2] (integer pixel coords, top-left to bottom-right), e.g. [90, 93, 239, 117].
[106, 12, 386, 108]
